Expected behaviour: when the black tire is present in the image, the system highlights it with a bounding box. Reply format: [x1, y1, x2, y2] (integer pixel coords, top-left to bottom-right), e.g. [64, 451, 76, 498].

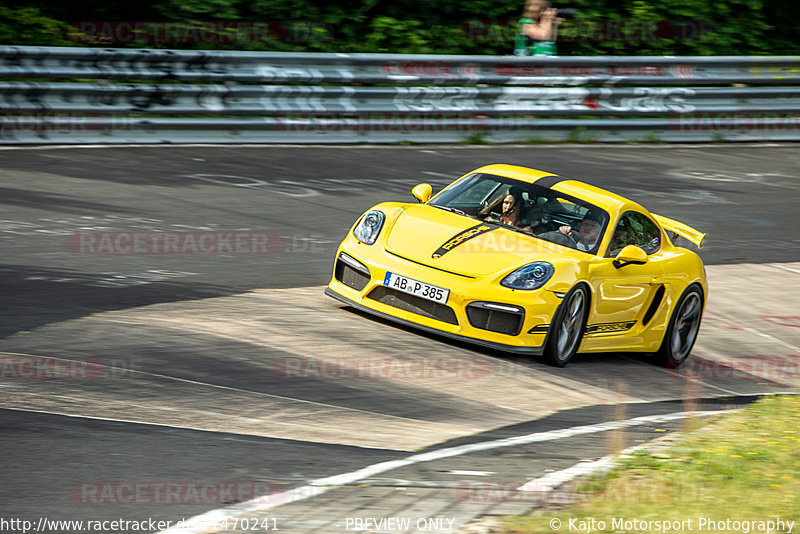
[655, 284, 704, 368]
[541, 284, 589, 367]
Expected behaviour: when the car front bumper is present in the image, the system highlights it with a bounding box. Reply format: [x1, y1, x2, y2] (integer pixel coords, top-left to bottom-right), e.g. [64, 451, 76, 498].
[325, 244, 566, 355]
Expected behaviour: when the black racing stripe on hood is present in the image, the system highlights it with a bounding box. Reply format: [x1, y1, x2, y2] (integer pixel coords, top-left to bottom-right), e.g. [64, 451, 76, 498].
[431, 222, 496, 259]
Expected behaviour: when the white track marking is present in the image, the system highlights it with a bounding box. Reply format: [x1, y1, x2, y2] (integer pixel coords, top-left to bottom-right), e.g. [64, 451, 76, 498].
[0, 351, 441, 426]
[449, 470, 494, 476]
[653, 356, 798, 395]
[516, 436, 674, 493]
[705, 304, 800, 353]
[618, 354, 746, 396]
[158, 409, 730, 534]
[769, 263, 800, 275]
[665, 371, 745, 396]
[738, 326, 800, 353]
[0, 406, 391, 451]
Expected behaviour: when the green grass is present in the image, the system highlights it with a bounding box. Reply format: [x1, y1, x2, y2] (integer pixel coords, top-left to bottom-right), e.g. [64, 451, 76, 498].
[5, 330, 31, 338]
[520, 136, 553, 144]
[566, 126, 597, 143]
[464, 131, 490, 144]
[502, 395, 800, 533]
[630, 131, 662, 143]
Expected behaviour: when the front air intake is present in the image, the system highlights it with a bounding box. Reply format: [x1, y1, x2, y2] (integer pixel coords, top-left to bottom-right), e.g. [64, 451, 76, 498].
[466, 302, 525, 335]
[334, 253, 370, 291]
[366, 286, 458, 325]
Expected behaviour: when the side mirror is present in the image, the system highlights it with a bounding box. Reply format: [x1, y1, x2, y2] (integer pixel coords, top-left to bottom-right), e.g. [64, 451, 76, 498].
[411, 183, 432, 203]
[613, 245, 647, 269]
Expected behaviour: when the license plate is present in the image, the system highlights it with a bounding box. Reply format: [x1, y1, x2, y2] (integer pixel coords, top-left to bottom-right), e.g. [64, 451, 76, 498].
[383, 271, 449, 304]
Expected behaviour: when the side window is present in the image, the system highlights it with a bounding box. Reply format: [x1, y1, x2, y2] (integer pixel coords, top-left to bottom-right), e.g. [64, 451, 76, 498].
[607, 212, 661, 257]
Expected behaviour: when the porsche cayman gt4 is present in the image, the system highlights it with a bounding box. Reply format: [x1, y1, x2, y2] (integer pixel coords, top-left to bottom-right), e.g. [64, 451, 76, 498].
[325, 164, 707, 367]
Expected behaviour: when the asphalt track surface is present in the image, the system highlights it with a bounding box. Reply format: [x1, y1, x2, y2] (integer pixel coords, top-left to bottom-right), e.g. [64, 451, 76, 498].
[0, 144, 799, 531]
[2, 144, 799, 338]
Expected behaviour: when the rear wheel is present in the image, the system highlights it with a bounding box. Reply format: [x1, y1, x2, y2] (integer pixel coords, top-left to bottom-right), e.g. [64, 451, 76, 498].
[541, 285, 588, 367]
[655, 284, 704, 368]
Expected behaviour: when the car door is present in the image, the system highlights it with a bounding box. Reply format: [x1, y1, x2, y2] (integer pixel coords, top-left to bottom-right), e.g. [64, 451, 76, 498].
[585, 211, 666, 350]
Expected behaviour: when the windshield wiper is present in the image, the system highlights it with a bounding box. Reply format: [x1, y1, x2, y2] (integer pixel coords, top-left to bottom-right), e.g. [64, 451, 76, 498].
[431, 204, 466, 216]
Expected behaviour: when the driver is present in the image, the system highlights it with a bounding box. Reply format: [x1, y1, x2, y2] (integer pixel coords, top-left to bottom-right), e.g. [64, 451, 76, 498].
[558, 212, 602, 251]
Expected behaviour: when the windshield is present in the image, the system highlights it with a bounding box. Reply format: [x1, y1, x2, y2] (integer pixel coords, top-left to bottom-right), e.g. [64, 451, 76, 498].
[431, 173, 609, 254]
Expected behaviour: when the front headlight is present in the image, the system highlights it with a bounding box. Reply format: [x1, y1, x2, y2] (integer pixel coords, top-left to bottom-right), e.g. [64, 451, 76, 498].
[353, 210, 385, 245]
[501, 262, 554, 290]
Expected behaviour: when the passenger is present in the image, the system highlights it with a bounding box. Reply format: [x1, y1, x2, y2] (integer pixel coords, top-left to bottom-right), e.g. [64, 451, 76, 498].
[608, 228, 631, 257]
[487, 187, 530, 231]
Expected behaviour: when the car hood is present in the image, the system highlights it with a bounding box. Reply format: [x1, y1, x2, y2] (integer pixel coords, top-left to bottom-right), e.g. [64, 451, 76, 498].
[385, 204, 579, 277]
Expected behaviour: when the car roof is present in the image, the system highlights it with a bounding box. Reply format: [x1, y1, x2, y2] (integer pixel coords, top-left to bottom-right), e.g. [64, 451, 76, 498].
[471, 164, 638, 214]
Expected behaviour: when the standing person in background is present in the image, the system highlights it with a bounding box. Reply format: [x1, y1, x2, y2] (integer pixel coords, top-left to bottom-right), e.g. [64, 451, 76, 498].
[514, 0, 561, 56]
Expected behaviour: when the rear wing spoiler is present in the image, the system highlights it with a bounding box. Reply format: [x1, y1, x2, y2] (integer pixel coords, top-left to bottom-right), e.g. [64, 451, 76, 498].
[653, 214, 706, 249]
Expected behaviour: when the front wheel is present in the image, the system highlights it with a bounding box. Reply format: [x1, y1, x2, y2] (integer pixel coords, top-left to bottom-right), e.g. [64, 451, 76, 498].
[541, 285, 588, 367]
[655, 284, 704, 368]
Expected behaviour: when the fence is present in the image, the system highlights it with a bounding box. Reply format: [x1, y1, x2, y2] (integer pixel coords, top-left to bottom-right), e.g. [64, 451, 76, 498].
[1, 46, 799, 143]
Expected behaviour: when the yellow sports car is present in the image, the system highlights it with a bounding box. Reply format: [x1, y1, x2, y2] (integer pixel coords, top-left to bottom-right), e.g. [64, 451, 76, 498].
[326, 164, 707, 367]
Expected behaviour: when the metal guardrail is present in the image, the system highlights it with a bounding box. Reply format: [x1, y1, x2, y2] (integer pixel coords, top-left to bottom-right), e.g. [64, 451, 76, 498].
[1, 45, 799, 143]
[2, 82, 799, 116]
[4, 115, 800, 144]
[3, 46, 800, 85]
